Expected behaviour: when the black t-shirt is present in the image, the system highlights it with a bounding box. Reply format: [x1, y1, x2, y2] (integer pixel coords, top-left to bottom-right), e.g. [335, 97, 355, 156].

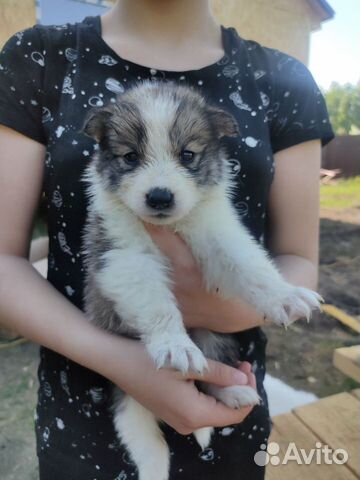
[0, 16, 334, 479]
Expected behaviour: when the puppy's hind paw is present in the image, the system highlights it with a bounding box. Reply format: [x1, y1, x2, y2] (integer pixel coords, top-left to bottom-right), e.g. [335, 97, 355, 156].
[217, 385, 261, 409]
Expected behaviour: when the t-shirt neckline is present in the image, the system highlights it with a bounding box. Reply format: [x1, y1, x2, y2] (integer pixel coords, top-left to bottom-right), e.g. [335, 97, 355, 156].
[83, 15, 236, 75]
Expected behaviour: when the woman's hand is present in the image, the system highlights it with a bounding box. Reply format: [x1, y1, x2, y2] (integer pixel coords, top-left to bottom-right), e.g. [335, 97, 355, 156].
[105, 337, 257, 434]
[144, 224, 265, 333]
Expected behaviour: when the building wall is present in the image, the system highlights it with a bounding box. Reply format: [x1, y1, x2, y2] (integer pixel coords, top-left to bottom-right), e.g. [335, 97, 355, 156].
[211, 0, 322, 64]
[0, 0, 36, 48]
[1, 0, 323, 64]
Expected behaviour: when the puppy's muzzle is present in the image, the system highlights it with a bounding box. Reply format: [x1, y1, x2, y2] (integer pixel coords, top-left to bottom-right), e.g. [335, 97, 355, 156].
[146, 188, 175, 211]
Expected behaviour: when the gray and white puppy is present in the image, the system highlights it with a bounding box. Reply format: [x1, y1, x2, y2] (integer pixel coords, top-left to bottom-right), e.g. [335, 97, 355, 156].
[81, 80, 321, 480]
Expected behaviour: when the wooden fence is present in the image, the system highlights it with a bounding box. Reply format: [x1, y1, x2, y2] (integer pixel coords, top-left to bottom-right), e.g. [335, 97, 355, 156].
[322, 135, 360, 177]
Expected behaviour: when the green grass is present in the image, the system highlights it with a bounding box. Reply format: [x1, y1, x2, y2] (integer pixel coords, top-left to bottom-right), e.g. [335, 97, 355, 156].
[320, 176, 360, 210]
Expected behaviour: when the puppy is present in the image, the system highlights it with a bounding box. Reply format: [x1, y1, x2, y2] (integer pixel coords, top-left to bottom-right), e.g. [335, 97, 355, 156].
[81, 80, 322, 480]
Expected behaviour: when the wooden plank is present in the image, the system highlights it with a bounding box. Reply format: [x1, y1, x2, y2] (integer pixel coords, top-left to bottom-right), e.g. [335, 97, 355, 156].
[294, 392, 360, 477]
[266, 412, 357, 480]
[351, 389, 360, 400]
[321, 304, 360, 334]
[334, 346, 360, 383]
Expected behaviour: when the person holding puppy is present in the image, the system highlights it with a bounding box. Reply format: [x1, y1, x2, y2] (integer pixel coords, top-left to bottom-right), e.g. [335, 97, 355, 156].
[0, 0, 334, 479]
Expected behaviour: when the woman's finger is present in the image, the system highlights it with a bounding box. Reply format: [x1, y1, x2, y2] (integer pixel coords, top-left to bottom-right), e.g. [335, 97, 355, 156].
[188, 358, 249, 386]
[237, 361, 252, 376]
[248, 371, 257, 390]
[143, 223, 183, 256]
[237, 363, 257, 389]
[144, 223, 197, 269]
[194, 389, 255, 429]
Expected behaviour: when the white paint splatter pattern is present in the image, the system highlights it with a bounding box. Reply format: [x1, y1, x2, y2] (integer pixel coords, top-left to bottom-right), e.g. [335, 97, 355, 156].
[31, 51, 45, 67]
[219, 427, 235, 436]
[60, 370, 71, 396]
[199, 448, 215, 461]
[99, 55, 118, 66]
[65, 48, 78, 63]
[222, 64, 239, 78]
[57, 232, 73, 255]
[229, 92, 252, 112]
[244, 136, 260, 148]
[105, 78, 125, 93]
[55, 126, 65, 138]
[51, 190, 63, 208]
[56, 417, 65, 430]
[62, 75, 74, 95]
[42, 107, 53, 123]
[65, 285, 75, 296]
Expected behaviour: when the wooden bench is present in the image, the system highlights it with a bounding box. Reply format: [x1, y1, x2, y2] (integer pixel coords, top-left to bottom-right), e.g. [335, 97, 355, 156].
[334, 346, 360, 383]
[266, 390, 360, 479]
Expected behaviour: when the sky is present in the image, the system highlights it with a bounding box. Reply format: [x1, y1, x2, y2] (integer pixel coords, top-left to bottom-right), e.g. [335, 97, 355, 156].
[38, 0, 106, 24]
[309, 0, 360, 91]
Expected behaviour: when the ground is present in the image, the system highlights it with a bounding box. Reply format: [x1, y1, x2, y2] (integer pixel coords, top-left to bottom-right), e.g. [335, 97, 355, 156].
[0, 342, 39, 480]
[0, 177, 359, 479]
[266, 178, 360, 397]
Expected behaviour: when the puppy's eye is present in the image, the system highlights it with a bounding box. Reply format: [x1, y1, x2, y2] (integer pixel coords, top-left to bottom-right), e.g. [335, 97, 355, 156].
[123, 151, 139, 166]
[180, 150, 195, 165]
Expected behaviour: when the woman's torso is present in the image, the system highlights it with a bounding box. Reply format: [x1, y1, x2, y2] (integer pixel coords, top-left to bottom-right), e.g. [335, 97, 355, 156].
[34, 17, 273, 477]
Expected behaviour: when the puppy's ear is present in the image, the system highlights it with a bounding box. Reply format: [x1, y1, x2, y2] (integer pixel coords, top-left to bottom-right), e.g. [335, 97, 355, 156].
[82, 106, 113, 143]
[207, 107, 240, 138]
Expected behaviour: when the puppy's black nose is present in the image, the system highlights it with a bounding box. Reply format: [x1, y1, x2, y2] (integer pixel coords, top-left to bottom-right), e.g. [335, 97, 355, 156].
[146, 188, 174, 210]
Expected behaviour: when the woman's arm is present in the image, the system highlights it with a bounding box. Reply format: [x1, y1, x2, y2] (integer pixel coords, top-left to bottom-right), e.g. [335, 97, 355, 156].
[267, 139, 321, 290]
[146, 139, 322, 333]
[0, 125, 254, 433]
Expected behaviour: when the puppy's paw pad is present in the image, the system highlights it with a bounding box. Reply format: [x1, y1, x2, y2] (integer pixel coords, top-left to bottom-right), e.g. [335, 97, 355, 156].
[218, 385, 261, 408]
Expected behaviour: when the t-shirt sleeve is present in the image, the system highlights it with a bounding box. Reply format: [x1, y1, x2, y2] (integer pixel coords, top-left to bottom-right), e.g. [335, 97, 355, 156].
[267, 51, 335, 153]
[0, 26, 46, 144]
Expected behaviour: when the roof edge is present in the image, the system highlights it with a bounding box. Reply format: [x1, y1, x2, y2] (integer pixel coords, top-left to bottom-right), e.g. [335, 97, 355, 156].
[311, 0, 335, 22]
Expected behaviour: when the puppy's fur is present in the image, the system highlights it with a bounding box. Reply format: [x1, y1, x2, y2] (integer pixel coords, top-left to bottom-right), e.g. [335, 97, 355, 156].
[81, 80, 321, 480]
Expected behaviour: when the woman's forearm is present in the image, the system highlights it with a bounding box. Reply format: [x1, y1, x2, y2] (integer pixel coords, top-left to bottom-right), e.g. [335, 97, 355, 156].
[272, 254, 318, 290]
[0, 254, 137, 384]
[188, 254, 319, 333]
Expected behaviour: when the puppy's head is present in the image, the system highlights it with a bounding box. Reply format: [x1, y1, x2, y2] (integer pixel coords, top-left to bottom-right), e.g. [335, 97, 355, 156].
[83, 80, 239, 224]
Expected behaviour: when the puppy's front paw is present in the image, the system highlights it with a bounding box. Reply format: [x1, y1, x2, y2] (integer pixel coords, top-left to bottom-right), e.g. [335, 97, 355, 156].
[217, 385, 261, 408]
[268, 285, 323, 327]
[146, 333, 208, 374]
